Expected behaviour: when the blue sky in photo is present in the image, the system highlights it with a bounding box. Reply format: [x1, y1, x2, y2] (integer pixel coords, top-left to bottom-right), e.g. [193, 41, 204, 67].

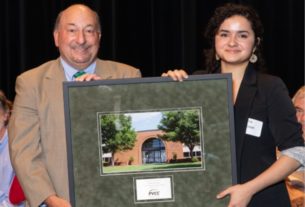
[127, 112, 163, 131]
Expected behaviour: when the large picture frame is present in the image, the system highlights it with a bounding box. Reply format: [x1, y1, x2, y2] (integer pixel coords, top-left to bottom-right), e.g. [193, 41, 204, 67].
[63, 74, 236, 207]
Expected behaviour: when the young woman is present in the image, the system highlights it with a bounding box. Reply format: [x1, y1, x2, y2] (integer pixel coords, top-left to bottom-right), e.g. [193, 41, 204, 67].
[164, 3, 305, 207]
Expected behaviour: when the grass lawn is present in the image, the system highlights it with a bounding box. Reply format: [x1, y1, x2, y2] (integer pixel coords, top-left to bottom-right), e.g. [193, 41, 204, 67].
[103, 162, 202, 173]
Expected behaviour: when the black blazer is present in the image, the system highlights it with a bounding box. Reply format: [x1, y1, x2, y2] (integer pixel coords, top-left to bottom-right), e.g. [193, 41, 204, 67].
[195, 64, 304, 207]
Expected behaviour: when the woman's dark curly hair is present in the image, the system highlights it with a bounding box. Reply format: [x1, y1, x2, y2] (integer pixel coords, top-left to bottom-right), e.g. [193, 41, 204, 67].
[203, 3, 265, 73]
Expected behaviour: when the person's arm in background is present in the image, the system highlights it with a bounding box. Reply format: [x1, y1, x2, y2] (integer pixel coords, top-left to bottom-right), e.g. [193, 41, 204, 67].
[0, 167, 14, 207]
[0, 195, 10, 206]
[0, 128, 15, 207]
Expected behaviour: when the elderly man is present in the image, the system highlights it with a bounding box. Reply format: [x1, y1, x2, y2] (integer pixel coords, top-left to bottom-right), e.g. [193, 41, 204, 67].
[286, 86, 305, 207]
[293, 86, 305, 141]
[9, 4, 140, 207]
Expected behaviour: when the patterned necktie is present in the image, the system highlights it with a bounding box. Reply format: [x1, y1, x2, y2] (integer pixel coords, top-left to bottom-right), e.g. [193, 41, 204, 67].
[72, 71, 86, 80]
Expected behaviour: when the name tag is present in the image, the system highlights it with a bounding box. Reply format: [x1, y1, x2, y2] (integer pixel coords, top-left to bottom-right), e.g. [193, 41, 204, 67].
[246, 118, 263, 137]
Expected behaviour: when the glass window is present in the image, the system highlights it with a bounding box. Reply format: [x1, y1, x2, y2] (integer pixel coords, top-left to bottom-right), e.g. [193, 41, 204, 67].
[142, 138, 166, 164]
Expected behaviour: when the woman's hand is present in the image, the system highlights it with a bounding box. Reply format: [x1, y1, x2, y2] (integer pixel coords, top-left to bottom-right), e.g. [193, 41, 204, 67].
[217, 184, 254, 207]
[162, 69, 188, 81]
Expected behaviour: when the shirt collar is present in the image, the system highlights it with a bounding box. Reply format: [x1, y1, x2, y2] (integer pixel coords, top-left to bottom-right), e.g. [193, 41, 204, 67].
[0, 129, 8, 148]
[60, 58, 96, 81]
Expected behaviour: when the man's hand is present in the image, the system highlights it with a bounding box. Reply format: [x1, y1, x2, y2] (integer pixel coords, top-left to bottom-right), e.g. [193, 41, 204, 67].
[44, 195, 71, 207]
[74, 73, 101, 81]
[162, 69, 188, 81]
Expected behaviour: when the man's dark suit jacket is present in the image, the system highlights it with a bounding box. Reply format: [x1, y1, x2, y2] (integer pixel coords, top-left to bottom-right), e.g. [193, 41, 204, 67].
[195, 64, 304, 207]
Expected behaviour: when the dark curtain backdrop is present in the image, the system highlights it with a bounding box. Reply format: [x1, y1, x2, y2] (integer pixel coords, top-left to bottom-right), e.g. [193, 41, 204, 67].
[0, 0, 304, 100]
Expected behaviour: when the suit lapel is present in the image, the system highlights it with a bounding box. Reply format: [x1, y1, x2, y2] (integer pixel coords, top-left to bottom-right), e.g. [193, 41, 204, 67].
[95, 59, 113, 79]
[45, 58, 66, 82]
[43, 59, 67, 124]
[234, 64, 257, 178]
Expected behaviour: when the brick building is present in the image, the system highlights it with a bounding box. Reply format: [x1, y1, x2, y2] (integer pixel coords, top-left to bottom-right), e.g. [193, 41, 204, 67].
[107, 129, 186, 166]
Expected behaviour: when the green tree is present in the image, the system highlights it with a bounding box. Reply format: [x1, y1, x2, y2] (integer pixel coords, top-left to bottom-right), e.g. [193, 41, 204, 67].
[100, 114, 137, 166]
[158, 110, 200, 159]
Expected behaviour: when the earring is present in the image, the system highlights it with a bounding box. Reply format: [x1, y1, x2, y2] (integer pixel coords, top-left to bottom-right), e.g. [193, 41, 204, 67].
[215, 54, 220, 61]
[249, 53, 258, 63]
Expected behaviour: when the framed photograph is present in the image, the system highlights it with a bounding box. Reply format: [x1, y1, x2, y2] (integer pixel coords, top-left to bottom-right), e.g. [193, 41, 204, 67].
[99, 107, 205, 175]
[63, 74, 236, 207]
